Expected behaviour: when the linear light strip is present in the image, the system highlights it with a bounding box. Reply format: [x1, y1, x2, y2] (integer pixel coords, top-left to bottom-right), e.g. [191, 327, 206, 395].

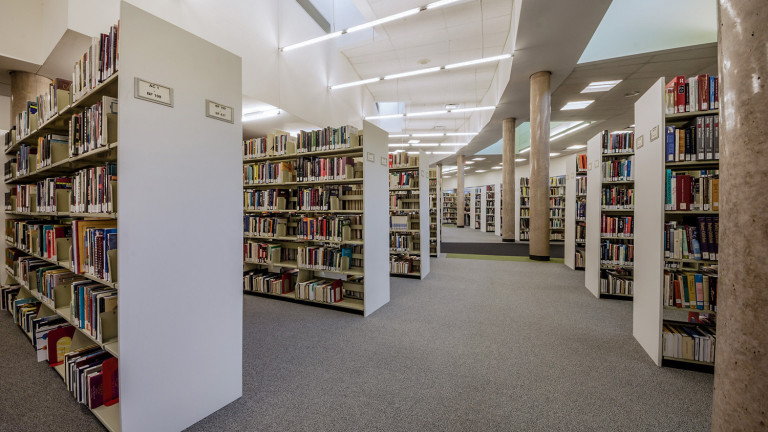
[332, 54, 512, 90]
[281, 0, 467, 52]
[365, 106, 494, 120]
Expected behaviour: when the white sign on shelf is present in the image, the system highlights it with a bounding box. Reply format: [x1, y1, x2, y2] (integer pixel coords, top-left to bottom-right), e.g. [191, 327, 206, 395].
[134, 78, 173, 107]
[205, 100, 234, 123]
[380, 156, 387, 166]
[367, 152, 375, 163]
[637, 135, 645, 150]
[650, 125, 659, 142]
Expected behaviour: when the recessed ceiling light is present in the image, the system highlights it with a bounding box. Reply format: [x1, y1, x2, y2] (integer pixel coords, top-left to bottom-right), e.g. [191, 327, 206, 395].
[408, 139, 420, 144]
[567, 144, 587, 150]
[390, 134, 408, 138]
[550, 152, 560, 157]
[519, 148, 531, 154]
[476, 170, 488, 173]
[464, 161, 474, 164]
[491, 166, 502, 170]
[445, 103, 459, 110]
[515, 158, 526, 162]
[407, 151, 419, 154]
[411, 133, 444, 137]
[432, 151, 455, 155]
[445, 132, 478, 136]
[472, 157, 486, 161]
[551, 122, 592, 141]
[411, 143, 439, 147]
[561, 101, 594, 110]
[581, 80, 621, 93]
[388, 144, 409, 147]
[242, 108, 281, 121]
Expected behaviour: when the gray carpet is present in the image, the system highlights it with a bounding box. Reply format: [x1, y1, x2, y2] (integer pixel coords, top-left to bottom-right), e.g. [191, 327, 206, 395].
[441, 241, 565, 257]
[0, 258, 713, 431]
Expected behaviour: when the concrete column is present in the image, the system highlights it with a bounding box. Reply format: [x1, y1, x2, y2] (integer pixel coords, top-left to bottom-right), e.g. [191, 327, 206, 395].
[10, 71, 51, 128]
[456, 154, 465, 228]
[712, 2, 768, 430]
[529, 71, 551, 260]
[502, 118, 516, 241]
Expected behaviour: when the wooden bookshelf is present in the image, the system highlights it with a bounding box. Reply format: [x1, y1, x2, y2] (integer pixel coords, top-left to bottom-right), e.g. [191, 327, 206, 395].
[633, 76, 720, 370]
[585, 131, 635, 299]
[2, 4, 244, 430]
[565, 154, 587, 270]
[242, 121, 390, 314]
[388, 152, 430, 279]
[428, 167, 441, 257]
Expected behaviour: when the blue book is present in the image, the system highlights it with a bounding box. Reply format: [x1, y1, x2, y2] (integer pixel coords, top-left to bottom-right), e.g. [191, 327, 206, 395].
[709, 76, 716, 109]
[79, 285, 86, 329]
[694, 273, 705, 309]
[665, 169, 673, 210]
[665, 126, 676, 162]
[691, 227, 702, 260]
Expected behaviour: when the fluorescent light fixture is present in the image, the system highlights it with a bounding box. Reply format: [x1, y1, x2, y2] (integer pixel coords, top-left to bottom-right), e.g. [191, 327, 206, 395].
[242, 108, 281, 121]
[444, 53, 511, 70]
[445, 132, 478, 136]
[515, 158, 526, 162]
[347, 8, 421, 33]
[426, 0, 464, 9]
[408, 139, 421, 144]
[449, 106, 495, 114]
[491, 166, 502, 169]
[366, 113, 404, 120]
[551, 122, 591, 141]
[611, 130, 633, 134]
[411, 133, 445, 137]
[561, 100, 594, 110]
[581, 80, 622, 93]
[567, 144, 587, 150]
[332, 55, 511, 90]
[390, 134, 409, 138]
[445, 103, 459, 110]
[519, 148, 531, 154]
[407, 151, 419, 154]
[407, 110, 449, 117]
[388, 144, 409, 147]
[472, 157, 486, 161]
[431, 151, 456, 155]
[476, 170, 488, 173]
[411, 143, 439, 147]
[280, 31, 343, 52]
[464, 161, 474, 164]
[550, 152, 560, 157]
[384, 66, 441, 80]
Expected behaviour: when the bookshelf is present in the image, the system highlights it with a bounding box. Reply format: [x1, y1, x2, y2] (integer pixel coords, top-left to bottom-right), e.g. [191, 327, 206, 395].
[473, 187, 482, 229]
[633, 76, 719, 371]
[585, 131, 635, 299]
[519, 177, 530, 240]
[2, 4, 243, 431]
[429, 167, 440, 257]
[441, 189, 456, 225]
[565, 154, 587, 270]
[388, 152, 430, 279]
[242, 121, 390, 312]
[485, 184, 500, 234]
[549, 175, 566, 242]
[463, 189, 471, 227]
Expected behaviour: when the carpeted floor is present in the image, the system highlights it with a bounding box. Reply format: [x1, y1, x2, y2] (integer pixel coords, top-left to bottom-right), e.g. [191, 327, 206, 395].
[0, 258, 713, 431]
[441, 242, 565, 258]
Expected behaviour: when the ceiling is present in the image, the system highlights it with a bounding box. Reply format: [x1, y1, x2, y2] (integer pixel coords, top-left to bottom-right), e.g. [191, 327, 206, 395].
[340, 0, 514, 141]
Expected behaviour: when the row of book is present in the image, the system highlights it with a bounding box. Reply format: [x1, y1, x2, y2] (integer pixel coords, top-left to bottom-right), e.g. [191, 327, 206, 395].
[244, 242, 280, 264]
[550, 219, 565, 229]
[243, 188, 290, 211]
[296, 126, 360, 153]
[243, 161, 294, 185]
[662, 323, 716, 364]
[665, 116, 719, 162]
[664, 219, 719, 261]
[69, 96, 118, 156]
[36, 133, 68, 169]
[36, 78, 72, 125]
[601, 215, 634, 238]
[665, 74, 719, 115]
[242, 132, 294, 159]
[298, 215, 359, 241]
[663, 269, 718, 311]
[665, 169, 719, 211]
[16, 144, 35, 176]
[550, 208, 565, 219]
[1, 285, 119, 409]
[576, 177, 587, 195]
[600, 270, 633, 296]
[550, 197, 565, 207]
[550, 232, 564, 241]
[390, 255, 420, 275]
[575, 201, 586, 219]
[601, 157, 633, 182]
[390, 233, 418, 252]
[576, 154, 588, 172]
[390, 215, 415, 231]
[15, 102, 39, 139]
[72, 24, 119, 101]
[297, 245, 356, 272]
[243, 216, 287, 238]
[601, 186, 634, 209]
[390, 171, 419, 188]
[390, 194, 419, 210]
[600, 241, 634, 266]
[243, 270, 294, 294]
[575, 224, 585, 242]
[603, 132, 634, 154]
[549, 176, 566, 187]
[389, 152, 419, 169]
[295, 156, 358, 182]
[71, 163, 117, 214]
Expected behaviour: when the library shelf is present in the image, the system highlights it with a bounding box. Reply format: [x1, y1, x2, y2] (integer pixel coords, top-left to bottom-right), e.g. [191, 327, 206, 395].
[243, 178, 364, 188]
[428, 167, 441, 256]
[388, 152, 430, 279]
[243, 290, 365, 314]
[243, 147, 364, 163]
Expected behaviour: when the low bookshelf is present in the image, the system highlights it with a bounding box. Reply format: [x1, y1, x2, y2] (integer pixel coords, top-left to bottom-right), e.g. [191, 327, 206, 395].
[241, 121, 390, 316]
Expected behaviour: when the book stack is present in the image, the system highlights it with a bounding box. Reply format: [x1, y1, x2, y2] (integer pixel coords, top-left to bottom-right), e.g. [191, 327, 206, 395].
[428, 167, 440, 256]
[441, 191, 456, 224]
[388, 152, 428, 278]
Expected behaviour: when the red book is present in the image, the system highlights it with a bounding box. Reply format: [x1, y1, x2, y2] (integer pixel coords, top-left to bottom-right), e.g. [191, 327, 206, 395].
[675, 75, 686, 113]
[47, 325, 76, 365]
[674, 280, 683, 308]
[697, 74, 709, 110]
[88, 372, 104, 409]
[676, 175, 685, 210]
[102, 357, 119, 406]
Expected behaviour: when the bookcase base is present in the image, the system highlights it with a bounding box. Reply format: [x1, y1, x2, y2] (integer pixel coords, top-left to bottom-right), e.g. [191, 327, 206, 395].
[529, 255, 550, 261]
[243, 290, 364, 315]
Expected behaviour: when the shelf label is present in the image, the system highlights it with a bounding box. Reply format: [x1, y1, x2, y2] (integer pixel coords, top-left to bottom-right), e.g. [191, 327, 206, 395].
[380, 156, 387, 166]
[367, 152, 375, 162]
[134, 78, 173, 107]
[637, 134, 645, 150]
[205, 100, 234, 123]
[650, 125, 659, 142]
